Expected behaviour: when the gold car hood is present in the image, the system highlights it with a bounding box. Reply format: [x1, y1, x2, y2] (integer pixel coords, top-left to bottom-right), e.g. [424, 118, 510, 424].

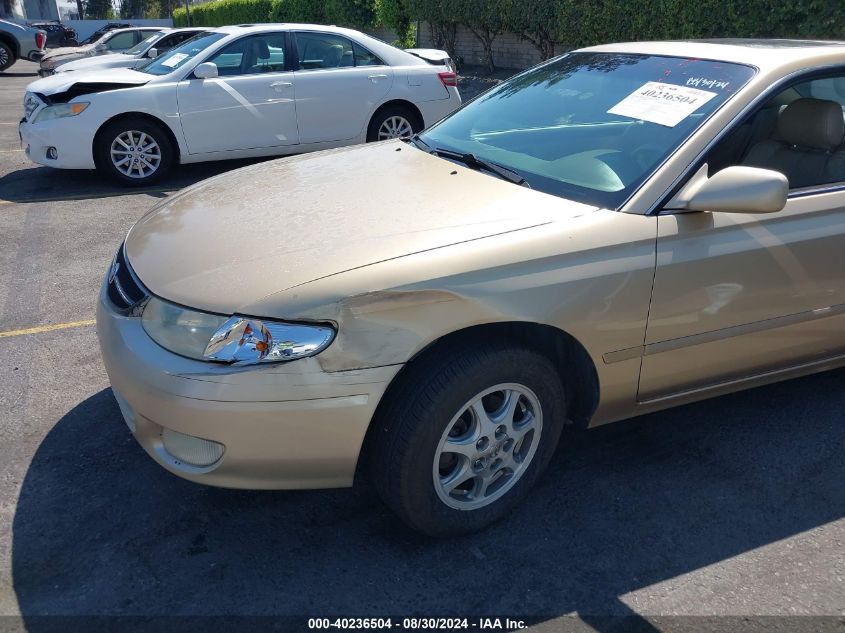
[125, 141, 593, 315]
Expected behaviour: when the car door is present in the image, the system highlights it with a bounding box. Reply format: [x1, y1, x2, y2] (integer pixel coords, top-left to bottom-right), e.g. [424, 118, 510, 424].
[291, 31, 393, 144]
[639, 75, 845, 402]
[176, 32, 299, 154]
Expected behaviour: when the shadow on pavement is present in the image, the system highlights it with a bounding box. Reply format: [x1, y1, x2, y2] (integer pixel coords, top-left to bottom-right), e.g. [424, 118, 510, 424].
[0, 158, 269, 204]
[0, 70, 38, 78]
[11, 368, 845, 630]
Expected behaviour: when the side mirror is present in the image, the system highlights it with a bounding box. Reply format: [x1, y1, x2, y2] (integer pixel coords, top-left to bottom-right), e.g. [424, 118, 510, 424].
[666, 164, 788, 214]
[94, 43, 107, 52]
[193, 62, 218, 79]
[147, 47, 158, 58]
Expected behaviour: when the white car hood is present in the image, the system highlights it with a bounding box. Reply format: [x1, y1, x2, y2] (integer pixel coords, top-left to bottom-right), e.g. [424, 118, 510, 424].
[27, 67, 151, 96]
[58, 53, 139, 73]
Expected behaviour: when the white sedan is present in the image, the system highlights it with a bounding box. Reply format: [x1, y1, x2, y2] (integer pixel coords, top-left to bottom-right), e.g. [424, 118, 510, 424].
[55, 28, 209, 74]
[20, 24, 461, 185]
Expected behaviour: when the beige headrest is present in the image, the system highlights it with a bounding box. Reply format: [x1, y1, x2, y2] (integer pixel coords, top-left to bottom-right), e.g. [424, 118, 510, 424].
[777, 98, 844, 151]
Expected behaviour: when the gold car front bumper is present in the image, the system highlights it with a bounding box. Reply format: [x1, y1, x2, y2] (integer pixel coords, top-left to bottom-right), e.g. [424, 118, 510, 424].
[96, 282, 401, 490]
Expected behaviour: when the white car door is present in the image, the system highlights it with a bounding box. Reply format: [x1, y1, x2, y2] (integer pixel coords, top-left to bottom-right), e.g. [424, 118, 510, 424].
[176, 32, 299, 154]
[291, 31, 393, 144]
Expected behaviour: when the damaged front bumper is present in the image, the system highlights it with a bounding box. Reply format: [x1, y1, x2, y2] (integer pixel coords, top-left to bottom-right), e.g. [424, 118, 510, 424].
[96, 280, 402, 489]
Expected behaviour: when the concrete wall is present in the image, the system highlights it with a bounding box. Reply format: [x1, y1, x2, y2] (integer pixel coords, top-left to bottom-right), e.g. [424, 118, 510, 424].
[417, 22, 567, 70]
[67, 18, 172, 40]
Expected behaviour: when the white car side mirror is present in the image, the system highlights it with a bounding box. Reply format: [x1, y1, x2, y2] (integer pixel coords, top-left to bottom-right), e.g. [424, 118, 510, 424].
[147, 47, 158, 59]
[193, 62, 218, 79]
[94, 43, 107, 53]
[665, 164, 788, 214]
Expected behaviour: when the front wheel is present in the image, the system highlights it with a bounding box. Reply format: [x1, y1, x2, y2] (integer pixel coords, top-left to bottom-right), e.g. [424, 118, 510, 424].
[366, 105, 421, 142]
[370, 342, 566, 536]
[0, 42, 15, 72]
[94, 118, 174, 186]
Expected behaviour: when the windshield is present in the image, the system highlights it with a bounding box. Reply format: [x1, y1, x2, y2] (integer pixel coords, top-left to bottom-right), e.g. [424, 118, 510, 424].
[136, 32, 225, 76]
[419, 52, 756, 209]
[125, 32, 162, 56]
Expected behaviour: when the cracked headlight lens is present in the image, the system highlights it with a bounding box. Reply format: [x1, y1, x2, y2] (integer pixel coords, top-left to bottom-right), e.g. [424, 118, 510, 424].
[141, 297, 335, 365]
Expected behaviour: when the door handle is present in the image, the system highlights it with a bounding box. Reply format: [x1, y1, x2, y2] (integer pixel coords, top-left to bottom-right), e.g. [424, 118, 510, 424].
[270, 80, 292, 91]
[368, 74, 388, 82]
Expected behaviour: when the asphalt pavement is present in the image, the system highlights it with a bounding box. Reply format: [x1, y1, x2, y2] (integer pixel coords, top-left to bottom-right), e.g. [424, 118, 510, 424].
[0, 60, 842, 633]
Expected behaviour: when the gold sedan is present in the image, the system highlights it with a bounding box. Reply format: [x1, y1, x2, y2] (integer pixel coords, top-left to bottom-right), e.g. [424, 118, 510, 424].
[97, 39, 845, 535]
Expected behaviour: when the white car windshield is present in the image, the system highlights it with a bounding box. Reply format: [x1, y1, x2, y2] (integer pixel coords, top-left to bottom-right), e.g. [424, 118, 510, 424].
[419, 52, 756, 209]
[125, 32, 162, 56]
[137, 32, 225, 75]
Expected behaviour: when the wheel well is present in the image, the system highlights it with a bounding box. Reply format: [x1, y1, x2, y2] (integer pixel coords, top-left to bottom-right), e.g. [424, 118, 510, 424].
[369, 99, 424, 132]
[0, 33, 18, 58]
[93, 112, 181, 164]
[354, 321, 600, 484]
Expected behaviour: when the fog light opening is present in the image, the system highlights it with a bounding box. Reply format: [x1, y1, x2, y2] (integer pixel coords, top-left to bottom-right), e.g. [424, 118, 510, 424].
[46, 147, 58, 160]
[161, 428, 224, 467]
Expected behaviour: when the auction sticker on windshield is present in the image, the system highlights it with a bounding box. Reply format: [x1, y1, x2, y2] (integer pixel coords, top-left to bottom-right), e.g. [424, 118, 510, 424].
[608, 81, 718, 127]
[161, 53, 189, 68]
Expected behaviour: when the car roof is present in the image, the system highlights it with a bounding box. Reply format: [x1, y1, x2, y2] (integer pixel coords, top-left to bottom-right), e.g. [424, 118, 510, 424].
[106, 26, 163, 34]
[211, 23, 366, 38]
[580, 39, 845, 72]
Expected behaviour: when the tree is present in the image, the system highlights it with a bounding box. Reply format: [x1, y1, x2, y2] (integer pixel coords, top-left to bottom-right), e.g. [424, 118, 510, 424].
[324, 0, 377, 29]
[508, 0, 562, 60]
[455, 0, 509, 73]
[377, 0, 415, 48]
[405, 0, 457, 57]
[85, 0, 115, 19]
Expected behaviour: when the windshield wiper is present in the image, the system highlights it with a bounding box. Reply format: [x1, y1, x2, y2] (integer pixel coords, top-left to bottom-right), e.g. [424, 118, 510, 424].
[407, 133, 431, 152]
[407, 135, 529, 187]
[437, 147, 529, 187]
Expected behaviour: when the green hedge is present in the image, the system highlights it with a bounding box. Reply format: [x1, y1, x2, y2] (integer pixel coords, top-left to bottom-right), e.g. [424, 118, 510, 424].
[173, 0, 845, 68]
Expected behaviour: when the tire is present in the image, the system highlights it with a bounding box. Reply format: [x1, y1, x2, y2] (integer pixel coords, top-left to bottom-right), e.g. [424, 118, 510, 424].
[370, 341, 567, 536]
[366, 104, 422, 142]
[0, 42, 15, 72]
[94, 117, 174, 186]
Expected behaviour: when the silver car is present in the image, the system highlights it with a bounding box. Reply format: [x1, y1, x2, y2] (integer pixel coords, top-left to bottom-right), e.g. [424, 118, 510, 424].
[38, 26, 163, 76]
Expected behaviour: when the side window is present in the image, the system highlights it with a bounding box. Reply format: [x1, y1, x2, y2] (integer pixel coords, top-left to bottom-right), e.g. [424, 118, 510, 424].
[705, 74, 845, 191]
[207, 33, 287, 76]
[105, 31, 136, 50]
[157, 33, 190, 53]
[295, 32, 354, 70]
[353, 42, 384, 67]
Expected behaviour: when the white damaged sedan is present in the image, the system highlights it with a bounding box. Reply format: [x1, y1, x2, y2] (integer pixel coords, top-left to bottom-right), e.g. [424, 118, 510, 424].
[19, 24, 461, 185]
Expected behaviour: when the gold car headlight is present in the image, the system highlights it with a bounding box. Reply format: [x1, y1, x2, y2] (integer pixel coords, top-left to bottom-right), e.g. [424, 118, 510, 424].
[141, 297, 335, 365]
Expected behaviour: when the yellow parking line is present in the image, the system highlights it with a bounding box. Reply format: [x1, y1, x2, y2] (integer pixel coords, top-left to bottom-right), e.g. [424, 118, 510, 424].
[0, 319, 96, 338]
[0, 148, 23, 153]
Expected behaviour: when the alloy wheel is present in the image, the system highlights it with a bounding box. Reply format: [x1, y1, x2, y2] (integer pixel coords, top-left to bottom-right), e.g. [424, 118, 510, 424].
[433, 383, 543, 510]
[0, 47, 9, 68]
[377, 115, 414, 140]
[110, 130, 162, 179]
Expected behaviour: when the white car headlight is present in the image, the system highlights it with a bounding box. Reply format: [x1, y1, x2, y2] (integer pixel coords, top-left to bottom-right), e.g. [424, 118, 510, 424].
[33, 102, 89, 123]
[141, 297, 335, 365]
